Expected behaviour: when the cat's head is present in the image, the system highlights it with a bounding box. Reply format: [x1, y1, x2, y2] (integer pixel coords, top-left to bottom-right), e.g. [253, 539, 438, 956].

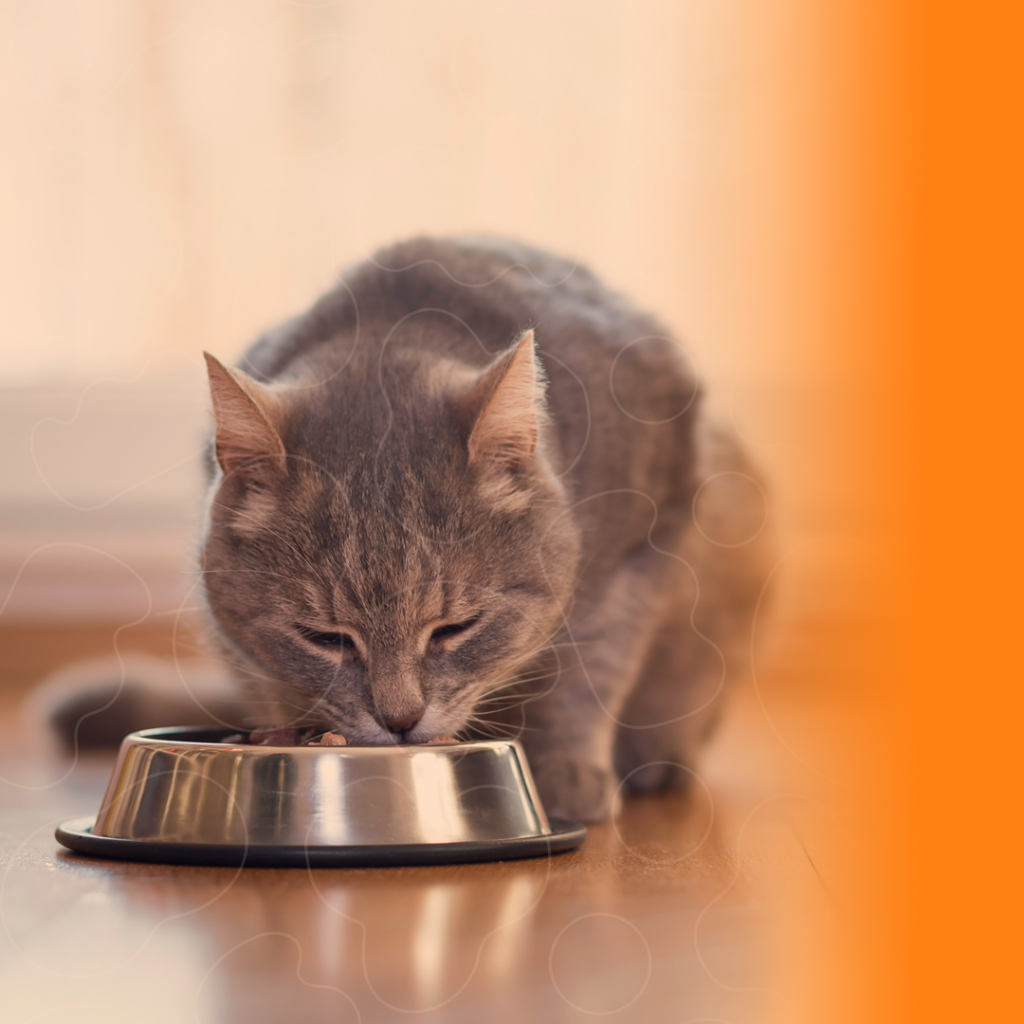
[198, 331, 580, 743]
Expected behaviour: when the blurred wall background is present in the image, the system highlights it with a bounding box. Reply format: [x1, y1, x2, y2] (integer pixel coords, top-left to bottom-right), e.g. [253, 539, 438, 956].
[0, 0, 871, 676]
[3, 0, 764, 382]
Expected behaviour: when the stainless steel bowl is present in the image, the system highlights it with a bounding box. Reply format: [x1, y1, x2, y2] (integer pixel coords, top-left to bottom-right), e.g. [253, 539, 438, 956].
[56, 727, 586, 867]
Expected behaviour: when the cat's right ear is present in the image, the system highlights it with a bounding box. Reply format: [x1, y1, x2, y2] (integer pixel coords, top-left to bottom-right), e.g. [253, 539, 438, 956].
[464, 329, 547, 472]
[203, 352, 287, 480]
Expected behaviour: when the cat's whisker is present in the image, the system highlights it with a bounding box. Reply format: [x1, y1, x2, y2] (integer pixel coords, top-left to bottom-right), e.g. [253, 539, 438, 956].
[473, 682, 554, 701]
[467, 715, 531, 732]
[478, 672, 560, 694]
[485, 665, 564, 687]
[459, 716, 537, 739]
[470, 703, 530, 718]
[474, 678, 531, 698]
[461, 699, 533, 722]
[472, 695, 531, 708]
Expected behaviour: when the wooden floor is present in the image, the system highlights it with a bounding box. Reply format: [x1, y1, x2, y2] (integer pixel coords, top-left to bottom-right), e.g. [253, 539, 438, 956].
[0, 619, 865, 1024]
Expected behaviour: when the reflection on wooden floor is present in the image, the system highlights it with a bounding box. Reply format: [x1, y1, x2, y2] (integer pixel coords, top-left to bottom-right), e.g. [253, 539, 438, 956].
[0, 618, 866, 1024]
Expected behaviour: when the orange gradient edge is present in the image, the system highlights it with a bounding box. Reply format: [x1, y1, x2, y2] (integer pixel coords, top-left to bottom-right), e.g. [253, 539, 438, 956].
[805, 0, 1024, 1021]
[755, 0, 1024, 1020]
[914, 2, 1023, 1021]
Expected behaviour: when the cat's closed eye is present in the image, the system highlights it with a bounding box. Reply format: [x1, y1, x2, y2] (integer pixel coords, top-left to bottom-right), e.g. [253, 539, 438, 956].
[429, 615, 481, 648]
[295, 624, 359, 655]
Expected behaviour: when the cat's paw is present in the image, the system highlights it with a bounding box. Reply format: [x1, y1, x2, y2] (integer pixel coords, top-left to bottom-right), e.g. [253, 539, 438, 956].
[529, 753, 616, 823]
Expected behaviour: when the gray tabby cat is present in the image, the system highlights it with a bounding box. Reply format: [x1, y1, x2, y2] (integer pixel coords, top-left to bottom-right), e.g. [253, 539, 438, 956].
[51, 237, 771, 823]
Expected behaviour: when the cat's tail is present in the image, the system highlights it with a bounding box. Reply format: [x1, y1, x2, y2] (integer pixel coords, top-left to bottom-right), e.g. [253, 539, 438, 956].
[27, 653, 249, 749]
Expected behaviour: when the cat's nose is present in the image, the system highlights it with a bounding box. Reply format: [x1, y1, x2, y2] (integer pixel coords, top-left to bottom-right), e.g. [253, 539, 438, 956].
[380, 710, 424, 735]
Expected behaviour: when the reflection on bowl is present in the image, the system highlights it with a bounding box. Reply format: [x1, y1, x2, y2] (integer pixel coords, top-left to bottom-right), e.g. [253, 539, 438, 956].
[56, 727, 586, 867]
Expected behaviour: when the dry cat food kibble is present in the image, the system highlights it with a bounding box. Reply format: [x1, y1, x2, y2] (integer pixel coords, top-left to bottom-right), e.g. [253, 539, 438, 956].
[317, 731, 348, 746]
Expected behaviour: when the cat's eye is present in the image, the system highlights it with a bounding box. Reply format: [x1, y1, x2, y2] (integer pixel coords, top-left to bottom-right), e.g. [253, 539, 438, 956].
[429, 615, 481, 646]
[295, 624, 358, 654]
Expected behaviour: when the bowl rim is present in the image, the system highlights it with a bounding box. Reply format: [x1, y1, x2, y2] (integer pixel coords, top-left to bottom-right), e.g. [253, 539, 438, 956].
[122, 726, 523, 756]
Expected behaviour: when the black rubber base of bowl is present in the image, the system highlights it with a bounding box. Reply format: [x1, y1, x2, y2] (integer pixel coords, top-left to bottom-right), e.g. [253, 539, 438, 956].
[55, 816, 587, 868]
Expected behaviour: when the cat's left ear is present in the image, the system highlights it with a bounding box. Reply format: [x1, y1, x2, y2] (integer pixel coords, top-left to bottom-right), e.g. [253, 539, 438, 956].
[203, 352, 287, 480]
[466, 329, 547, 470]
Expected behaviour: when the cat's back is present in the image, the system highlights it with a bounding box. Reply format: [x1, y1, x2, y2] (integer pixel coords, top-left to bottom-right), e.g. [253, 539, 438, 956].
[245, 236, 689, 395]
[242, 237, 699, 536]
